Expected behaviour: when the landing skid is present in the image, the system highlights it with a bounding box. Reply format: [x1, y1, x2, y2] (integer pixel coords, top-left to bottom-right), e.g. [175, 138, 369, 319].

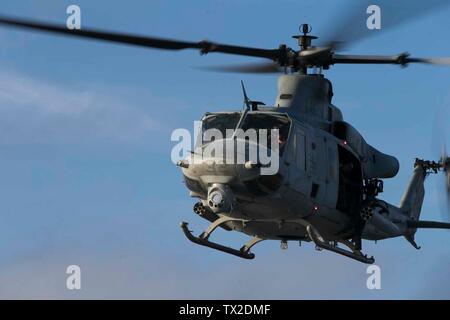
[306, 225, 375, 264]
[180, 219, 264, 260]
[181, 217, 375, 263]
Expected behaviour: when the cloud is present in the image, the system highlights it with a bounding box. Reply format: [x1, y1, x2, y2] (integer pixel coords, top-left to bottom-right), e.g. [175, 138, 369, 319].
[0, 70, 178, 145]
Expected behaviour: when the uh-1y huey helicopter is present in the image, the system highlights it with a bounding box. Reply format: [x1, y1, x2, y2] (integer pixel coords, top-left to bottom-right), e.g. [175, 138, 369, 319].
[0, 4, 449, 264]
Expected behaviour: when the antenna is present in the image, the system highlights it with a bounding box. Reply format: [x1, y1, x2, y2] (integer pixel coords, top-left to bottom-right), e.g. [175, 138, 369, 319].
[241, 80, 251, 110]
[240, 80, 265, 111]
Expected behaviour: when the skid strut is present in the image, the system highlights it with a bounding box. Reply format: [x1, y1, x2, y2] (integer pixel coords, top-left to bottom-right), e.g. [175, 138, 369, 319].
[180, 218, 264, 259]
[306, 225, 375, 264]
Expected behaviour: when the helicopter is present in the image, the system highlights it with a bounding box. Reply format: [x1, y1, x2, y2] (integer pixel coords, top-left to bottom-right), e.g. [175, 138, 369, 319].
[0, 4, 449, 264]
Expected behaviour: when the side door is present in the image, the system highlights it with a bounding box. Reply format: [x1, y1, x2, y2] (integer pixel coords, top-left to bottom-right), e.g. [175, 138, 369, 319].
[285, 124, 309, 195]
[308, 132, 339, 207]
[308, 131, 326, 203]
[325, 138, 339, 208]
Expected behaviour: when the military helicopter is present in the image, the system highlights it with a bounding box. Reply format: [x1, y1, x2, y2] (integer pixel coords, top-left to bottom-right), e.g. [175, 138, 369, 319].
[0, 4, 449, 264]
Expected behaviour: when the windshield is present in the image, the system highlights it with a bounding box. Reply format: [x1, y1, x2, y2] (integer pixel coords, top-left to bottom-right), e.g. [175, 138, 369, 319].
[200, 112, 291, 151]
[202, 113, 241, 137]
[240, 113, 290, 138]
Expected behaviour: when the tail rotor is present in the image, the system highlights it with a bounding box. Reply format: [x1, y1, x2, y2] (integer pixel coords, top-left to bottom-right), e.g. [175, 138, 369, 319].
[432, 106, 450, 221]
[440, 145, 450, 215]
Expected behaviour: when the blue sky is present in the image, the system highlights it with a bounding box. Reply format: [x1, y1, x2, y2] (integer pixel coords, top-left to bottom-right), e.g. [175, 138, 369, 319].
[0, 0, 449, 299]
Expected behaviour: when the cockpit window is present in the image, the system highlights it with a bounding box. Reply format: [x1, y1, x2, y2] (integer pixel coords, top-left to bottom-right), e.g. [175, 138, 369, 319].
[200, 112, 291, 153]
[202, 113, 241, 137]
[240, 113, 290, 134]
[240, 113, 291, 152]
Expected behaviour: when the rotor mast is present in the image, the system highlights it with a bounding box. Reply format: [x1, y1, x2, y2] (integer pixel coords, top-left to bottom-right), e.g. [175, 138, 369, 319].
[292, 24, 318, 74]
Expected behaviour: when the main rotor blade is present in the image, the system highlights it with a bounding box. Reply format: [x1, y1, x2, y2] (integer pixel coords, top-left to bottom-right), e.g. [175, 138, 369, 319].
[332, 54, 402, 64]
[407, 57, 450, 65]
[332, 54, 450, 66]
[320, 0, 449, 51]
[198, 62, 281, 73]
[0, 15, 280, 60]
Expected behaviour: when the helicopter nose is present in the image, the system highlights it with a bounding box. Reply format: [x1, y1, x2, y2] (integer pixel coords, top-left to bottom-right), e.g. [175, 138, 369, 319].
[177, 137, 276, 182]
[178, 138, 283, 198]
